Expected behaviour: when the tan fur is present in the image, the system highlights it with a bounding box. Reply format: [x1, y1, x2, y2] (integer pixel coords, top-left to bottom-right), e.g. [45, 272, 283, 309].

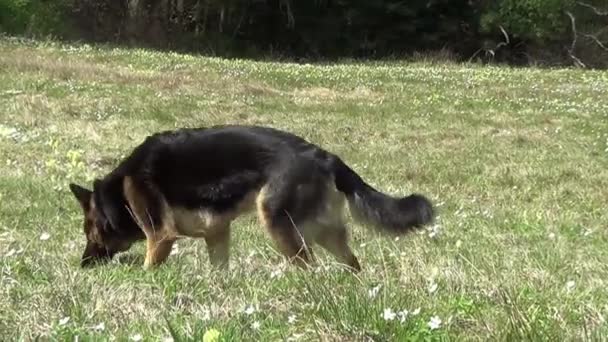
[292, 181, 348, 244]
[315, 227, 360, 272]
[86, 197, 103, 244]
[169, 189, 259, 269]
[204, 226, 231, 268]
[255, 185, 270, 229]
[253, 180, 359, 270]
[144, 236, 176, 269]
[312, 181, 347, 229]
[255, 184, 313, 267]
[311, 182, 361, 271]
[172, 189, 258, 238]
[120, 177, 359, 271]
[123, 176, 177, 268]
[82, 196, 132, 256]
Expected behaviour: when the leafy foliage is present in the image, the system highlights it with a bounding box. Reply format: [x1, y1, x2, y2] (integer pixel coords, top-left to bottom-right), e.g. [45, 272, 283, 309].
[0, 0, 71, 36]
[480, 0, 576, 41]
[0, 0, 606, 65]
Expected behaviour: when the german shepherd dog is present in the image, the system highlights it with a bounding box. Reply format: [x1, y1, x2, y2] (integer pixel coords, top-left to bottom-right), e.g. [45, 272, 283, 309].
[69, 125, 434, 271]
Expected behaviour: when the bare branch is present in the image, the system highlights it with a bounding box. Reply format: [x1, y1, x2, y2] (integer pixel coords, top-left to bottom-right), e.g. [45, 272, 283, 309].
[468, 25, 510, 63]
[566, 12, 578, 53]
[283, 0, 295, 29]
[583, 34, 608, 51]
[577, 2, 608, 16]
[499, 25, 510, 46]
[468, 48, 484, 63]
[566, 11, 578, 52]
[565, 11, 587, 68]
[493, 25, 510, 51]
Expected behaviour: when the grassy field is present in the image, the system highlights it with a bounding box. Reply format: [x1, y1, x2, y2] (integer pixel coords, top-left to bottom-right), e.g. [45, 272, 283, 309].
[0, 37, 607, 341]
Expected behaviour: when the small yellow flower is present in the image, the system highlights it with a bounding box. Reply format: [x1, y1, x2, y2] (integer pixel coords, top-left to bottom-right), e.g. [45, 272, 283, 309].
[203, 328, 220, 342]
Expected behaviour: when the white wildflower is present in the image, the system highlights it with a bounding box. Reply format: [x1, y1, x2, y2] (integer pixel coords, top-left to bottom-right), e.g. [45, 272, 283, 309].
[428, 316, 442, 330]
[243, 304, 257, 315]
[382, 308, 396, 321]
[59, 317, 70, 326]
[398, 310, 409, 323]
[287, 314, 297, 324]
[566, 280, 576, 292]
[92, 322, 105, 331]
[368, 284, 382, 299]
[428, 282, 438, 294]
[131, 334, 143, 341]
[251, 321, 261, 330]
[5, 248, 23, 257]
[40, 232, 51, 241]
[270, 268, 284, 279]
[428, 224, 440, 239]
[201, 306, 211, 321]
[411, 307, 421, 316]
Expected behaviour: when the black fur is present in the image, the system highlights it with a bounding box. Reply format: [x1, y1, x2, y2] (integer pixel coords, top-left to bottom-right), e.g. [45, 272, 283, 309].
[333, 158, 435, 233]
[88, 125, 434, 247]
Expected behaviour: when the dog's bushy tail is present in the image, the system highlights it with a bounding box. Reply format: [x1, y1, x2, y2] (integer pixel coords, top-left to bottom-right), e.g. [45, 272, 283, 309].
[332, 157, 434, 235]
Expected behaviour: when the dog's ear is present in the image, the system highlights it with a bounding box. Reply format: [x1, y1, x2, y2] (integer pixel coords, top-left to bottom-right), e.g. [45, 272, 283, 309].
[69, 183, 92, 211]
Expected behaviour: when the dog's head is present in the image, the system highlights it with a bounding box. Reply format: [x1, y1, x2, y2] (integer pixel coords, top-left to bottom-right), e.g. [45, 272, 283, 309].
[69, 182, 134, 268]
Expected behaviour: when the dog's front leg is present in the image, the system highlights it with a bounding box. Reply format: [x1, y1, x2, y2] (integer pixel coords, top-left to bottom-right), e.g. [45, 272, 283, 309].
[144, 234, 175, 269]
[204, 225, 231, 269]
[123, 176, 177, 269]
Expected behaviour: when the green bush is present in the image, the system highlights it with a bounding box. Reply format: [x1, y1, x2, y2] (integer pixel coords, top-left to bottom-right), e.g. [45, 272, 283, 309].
[480, 0, 575, 42]
[0, 0, 71, 36]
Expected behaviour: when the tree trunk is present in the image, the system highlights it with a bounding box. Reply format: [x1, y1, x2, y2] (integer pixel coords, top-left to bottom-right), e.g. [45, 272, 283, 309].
[127, 0, 146, 41]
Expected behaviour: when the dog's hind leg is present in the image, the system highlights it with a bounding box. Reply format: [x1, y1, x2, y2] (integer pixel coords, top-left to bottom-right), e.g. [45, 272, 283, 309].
[256, 156, 334, 269]
[204, 224, 231, 269]
[256, 187, 316, 269]
[267, 222, 315, 269]
[257, 184, 330, 268]
[316, 225, 361, 273]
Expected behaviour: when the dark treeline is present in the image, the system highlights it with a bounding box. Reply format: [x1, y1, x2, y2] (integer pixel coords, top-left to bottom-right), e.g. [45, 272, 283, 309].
[1, 0, 607, 67]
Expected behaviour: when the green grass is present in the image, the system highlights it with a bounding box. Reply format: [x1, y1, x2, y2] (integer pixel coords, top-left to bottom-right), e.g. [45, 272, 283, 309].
[1, 36, 607, 341]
